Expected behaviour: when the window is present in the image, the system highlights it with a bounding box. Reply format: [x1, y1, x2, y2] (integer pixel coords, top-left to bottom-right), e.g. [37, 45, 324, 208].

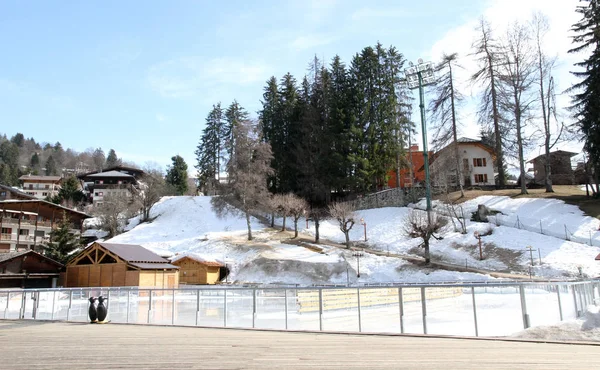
[98, 192, 103, 196]
[94, 192, 98, 196]
[19, 229, 29, 236]
[0, 191, 6, 196]
[42, 192, 48, 196]
[1, 228, 12, 234]
[473, 158, 487, 167]
[474, 174, 488, 183]
[45, 184, 50, 189]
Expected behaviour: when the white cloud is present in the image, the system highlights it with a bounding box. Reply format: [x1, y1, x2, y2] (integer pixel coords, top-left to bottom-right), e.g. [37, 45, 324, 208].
[147, 57, 269, 98]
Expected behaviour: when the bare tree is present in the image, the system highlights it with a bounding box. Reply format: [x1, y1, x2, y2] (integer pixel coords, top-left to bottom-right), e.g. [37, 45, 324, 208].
[135, 167, 168, 223]
[530, 12, 564, 193]
[430, 52, 465, 197]
[443, 195, 467, 234]
[471, 18, 506, 187]
[404, 210, 447, 264]
[328, 202, 357, 248]
[287, 194, 308, 238]
[94, 193, 135, 238]
[498, 21, 537, 195]
[211, 120, 273, 240]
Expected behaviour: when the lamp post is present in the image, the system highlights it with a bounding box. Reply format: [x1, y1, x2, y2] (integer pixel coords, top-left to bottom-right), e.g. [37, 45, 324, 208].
[360, 218, 367, 242]
[474, 231, 483, 260]
[352, 251, 364, 278]
[404, 59, 435, 222]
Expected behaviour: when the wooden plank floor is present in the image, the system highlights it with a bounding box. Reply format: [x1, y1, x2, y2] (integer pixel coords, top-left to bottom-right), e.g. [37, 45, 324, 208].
[0, 321, 598, 369]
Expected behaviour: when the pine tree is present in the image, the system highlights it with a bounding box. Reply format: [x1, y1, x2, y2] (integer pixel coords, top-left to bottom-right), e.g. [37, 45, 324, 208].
[45, 155, 57, 176]
[195, 103, 224, 193]
[471, 18, 507, 187]
[29, 153, 41, 174]
[166, 155, 189, 195]
[568, 0, 600, 195]
[211, 120, 273, 240]
[105, 149, 121, 168]
[43, 211, 81, 264]
[53, 175, 85, 207]
[92, 148, 105, 171]
[223, 100, 249, 162]
[0, 140, 19, 185]
[430, 53, 466, 196]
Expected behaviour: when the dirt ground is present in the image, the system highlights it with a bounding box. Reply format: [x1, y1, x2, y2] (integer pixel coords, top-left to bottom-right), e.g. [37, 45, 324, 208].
[434, 185, 600, 219]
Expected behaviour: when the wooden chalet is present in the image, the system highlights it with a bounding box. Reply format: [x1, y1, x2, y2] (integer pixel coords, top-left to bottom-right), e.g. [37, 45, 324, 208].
[0, 199, 90, 253]
[528, 150, 578, 185]
[65, 242, 179, 288]
[171, 254, 223, 285]
[0, 250, 63, 288]
[0, 184, 37, 201]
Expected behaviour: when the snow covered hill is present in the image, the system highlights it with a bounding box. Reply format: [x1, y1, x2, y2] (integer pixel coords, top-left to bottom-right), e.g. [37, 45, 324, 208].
[105, 195, 600, 284]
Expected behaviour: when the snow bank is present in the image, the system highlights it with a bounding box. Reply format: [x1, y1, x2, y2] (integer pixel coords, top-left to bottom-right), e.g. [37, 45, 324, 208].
[513, 306, 600, 342]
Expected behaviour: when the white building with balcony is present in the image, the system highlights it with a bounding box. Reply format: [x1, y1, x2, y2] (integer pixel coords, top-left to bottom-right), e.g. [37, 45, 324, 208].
[18, 175, 62, 199]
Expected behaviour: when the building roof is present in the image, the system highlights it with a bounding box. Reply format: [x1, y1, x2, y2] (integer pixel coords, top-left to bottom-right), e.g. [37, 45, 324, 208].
[77, 165, 145, 180]
[85, 170, 135, 179]
[0, 199, 91, 220]
[0, 250, 63, 267]
[528, 150, 579, 163]
[0, 184, 37, 200]
[171, 254, 224, 267]
[96, 242, 177, 269]
[19, 175, 62, 182]
[456, 137, 481, 143]
[596, 253, 600, 261]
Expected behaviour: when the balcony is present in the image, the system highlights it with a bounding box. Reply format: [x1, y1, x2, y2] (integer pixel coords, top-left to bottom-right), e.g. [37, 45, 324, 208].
[0, 233, 12, 241]
[0, 218, 18, 225]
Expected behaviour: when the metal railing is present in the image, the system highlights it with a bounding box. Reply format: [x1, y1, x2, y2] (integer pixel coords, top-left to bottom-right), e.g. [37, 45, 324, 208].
[1, 280, 598, 337]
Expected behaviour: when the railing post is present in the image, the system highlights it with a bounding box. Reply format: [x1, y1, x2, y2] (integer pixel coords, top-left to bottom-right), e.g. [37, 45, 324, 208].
[519, 285, 530, 328]
[398, 288, 404, 334]
[171, 288, 175, 325]
[223, 289, 227, 327]
[252, 289, 257, 329]
[318, 288, 323, 331]
[4, 292, 9, 319]
[421, 287, 427, 334]
[357, 287, 362, 333]
[31, 291, 38, 320]
[556, 285, 563, 321]
[471, 287, 479, 337]
[195, 289, 200, 326]
[147, 290, 152, 324]
[126, 290, 130, 324]
[19, 292, 26, 319]
[67, 290, 73, 321]
[572, 285, 579, 317]
[51, 290, 56, 320]
[284, 289, 288, 330]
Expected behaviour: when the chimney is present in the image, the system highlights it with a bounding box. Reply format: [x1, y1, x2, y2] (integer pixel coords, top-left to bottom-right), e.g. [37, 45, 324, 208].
[410, 144, 419, 151]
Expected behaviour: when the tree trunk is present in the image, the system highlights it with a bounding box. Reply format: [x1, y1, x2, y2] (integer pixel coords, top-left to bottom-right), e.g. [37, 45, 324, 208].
[449, 63, 464, 197]
[270, 212, 275, 227]
[293, 219, 298, 238]
[245, 211, 252, 240]
[281, 213, 286, 232]
[516, 111, 528, 195]
[314, 217, 320, 243]
[345, 231, 350, 248]
[423, 238, 431, 264]
[486, 43, 505, 188]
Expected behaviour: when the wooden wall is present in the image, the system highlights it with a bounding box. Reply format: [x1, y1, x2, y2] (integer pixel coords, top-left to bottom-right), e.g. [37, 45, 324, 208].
[139, 270, 178, 288]
[174, 258, 221, 285]
[66, 264, 140, 288]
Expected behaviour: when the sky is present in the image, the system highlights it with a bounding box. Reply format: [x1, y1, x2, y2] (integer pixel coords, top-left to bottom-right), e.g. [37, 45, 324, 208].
[0, 0, 585, 173]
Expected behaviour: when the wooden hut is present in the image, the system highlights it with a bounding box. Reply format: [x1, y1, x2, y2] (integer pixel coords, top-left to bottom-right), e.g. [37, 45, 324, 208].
[0, 250, 63, 288]
[65, 242, 179, 288]
[171, 255, 223, 285]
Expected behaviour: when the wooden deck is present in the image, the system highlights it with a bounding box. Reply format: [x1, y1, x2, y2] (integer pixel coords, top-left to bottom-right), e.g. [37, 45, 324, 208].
[0, 321, 598, 369]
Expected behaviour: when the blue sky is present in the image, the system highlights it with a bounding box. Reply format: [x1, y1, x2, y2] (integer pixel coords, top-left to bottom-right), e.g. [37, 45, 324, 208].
[0, 0, 581, 172]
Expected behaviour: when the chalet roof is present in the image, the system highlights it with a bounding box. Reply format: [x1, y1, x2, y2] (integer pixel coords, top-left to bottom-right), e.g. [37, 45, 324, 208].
[96, 242, 177, 268]
[596, 253, 600, 261]
[19, 175, 62, 182]
[171, 254, 224, 267]
[0, 184, 37, 200]
[77, 165, 144, 179]
[456, 137, 480, 143]
[0, 250, 63, 267]
[528, 150, 579, 163]
[85, 170, 135, 179]
[0, 199, 91, 220]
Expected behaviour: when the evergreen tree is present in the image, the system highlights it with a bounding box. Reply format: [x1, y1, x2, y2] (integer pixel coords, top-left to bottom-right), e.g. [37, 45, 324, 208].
[45, 155, 58, 176]
[259, 76, 283, 192]
[166, 155, 189, 195]
[43, 211, 81, 264]
[0, 140, 19, 185]
[29, 153, 41, 175]
[223, 100, 249, 161]
[568, 0, 600, 194]
[211, 120, 273, 240]
[10, 133, 24, 147]
[92, 148, 105, 171]
[195, 103, 224, 193]
[105, 149, 121, 168]
[53, 176, 85, 207]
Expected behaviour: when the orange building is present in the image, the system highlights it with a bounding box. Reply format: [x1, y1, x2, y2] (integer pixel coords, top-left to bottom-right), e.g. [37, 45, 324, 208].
[387, 145, 431, 188]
